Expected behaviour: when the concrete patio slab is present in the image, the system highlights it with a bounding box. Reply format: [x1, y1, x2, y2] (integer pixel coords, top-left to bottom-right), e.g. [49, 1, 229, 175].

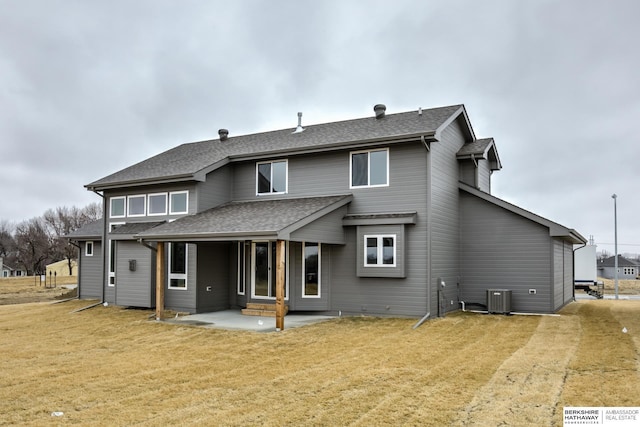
[166, 309, 335, 332]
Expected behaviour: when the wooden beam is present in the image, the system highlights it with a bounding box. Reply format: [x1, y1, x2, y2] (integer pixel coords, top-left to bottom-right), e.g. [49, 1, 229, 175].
[275, 239, 285, 331]
[155, 242, 165, 321]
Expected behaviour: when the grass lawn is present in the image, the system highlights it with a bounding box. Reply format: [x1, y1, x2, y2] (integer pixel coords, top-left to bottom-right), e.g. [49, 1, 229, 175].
[1, 298, 639, 426]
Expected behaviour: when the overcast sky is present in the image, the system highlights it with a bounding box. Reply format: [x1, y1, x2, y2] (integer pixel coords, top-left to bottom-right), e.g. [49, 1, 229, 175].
[1, 0, 638, 255]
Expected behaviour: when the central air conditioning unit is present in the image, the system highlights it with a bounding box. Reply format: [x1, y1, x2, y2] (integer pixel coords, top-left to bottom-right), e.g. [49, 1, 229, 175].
[487, 289, 512, 314]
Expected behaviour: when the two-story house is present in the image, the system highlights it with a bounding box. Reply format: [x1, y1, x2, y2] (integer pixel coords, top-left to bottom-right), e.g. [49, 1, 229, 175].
[68, 104, 585, 321]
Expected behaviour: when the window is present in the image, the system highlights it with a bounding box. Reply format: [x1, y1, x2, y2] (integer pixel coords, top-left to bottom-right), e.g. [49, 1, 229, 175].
[257, 160, 287, 194]
[170, 191, 188, 215]
[127, 195, 146, 217]
[148, 193, 168, 216]
[350, 148, 388, 188]
[364, 235, 396, 267]
[108, 240, 116, 286]
[237, 242, 245, 295]
[169, 243, 187, 289]
[110, 197, 125, 218]
[85, 241, 94, 257]
[303, 242, 321, 298]
[623, 267, 636, 275]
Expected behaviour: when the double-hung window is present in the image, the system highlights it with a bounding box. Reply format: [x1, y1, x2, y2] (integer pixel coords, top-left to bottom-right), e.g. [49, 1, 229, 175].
[350, 148, 388, 188]
[257, 160, 287, 195]
[169, 242, 187, 289]
[364, 235, 396, 267]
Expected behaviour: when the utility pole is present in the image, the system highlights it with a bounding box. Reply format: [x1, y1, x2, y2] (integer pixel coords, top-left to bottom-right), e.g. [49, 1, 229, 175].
[612, 194, 619, 300]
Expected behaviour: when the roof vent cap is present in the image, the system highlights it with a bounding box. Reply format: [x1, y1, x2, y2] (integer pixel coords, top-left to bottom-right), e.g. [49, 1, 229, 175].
[218, 129, 229, 141]
[293, 112, 305, 133]
[374, 104, 386, 119]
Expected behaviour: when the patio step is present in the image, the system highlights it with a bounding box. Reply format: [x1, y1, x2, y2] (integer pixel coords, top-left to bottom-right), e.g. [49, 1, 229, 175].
[241, 303, 288, 317]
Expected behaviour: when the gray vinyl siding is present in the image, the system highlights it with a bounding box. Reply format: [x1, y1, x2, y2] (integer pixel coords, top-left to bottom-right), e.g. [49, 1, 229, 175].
[79, 241, 103, 300]
[196, 242, 231, 312]
[114, 241, 155, 308]
[430, 120, 466, 314]
[477, 160, 492, 193]
[164, 243, 197, 313]
[459, 162, 476, 188]
[459, 192, 553, 313]
[553, 240, 574, 310]
[197, 166, 233, 211]
[289, 206, 348, 244]
[288, 242, 330, 311]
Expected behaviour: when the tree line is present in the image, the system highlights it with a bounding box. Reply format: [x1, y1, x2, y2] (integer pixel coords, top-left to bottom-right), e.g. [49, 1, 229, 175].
[0, 203, 102, 276]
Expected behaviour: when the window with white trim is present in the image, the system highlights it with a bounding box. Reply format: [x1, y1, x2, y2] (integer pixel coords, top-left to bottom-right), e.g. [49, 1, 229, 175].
[350, 148, 389, 188]
[85, 241, 94, 257]
[110, 197, 126, 218]
[170, 191, 188, 215]
[127, 195, 146, 217]
[364, 235, 396, 267]
[148, 193, 168, 216]
[237, 242, 245, 295]
[302, 242, 321, 298]
[257, 160, 287, 194]
[169, 242, 187, 289]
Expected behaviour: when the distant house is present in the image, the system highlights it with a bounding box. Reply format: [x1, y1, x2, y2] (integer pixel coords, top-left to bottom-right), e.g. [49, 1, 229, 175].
[1, 257, 26, 278]
[68, 104, 585, 318]
[598, 255, 639, 280]
[45, 259, 78, 277]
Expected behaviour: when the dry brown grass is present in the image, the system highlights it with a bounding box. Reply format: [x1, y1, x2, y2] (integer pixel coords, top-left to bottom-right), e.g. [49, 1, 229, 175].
[600, 278, 640, 295]
[1, 299, 639, 426]
[0, 276, 77, 305]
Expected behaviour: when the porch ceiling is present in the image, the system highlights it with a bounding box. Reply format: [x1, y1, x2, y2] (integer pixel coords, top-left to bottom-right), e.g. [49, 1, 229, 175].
[136, 194, 353, 243]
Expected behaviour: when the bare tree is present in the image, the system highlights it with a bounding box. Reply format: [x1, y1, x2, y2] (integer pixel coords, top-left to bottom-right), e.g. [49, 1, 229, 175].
[14, 217, 52, 275]
[44, 203, 103, 275]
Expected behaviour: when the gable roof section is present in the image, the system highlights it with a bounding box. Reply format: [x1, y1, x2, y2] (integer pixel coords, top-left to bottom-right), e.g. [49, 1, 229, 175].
[86, 105, 470, 190]
[459, 182, 586, 244]
[598, 255, 638, 267]
[65, 219, 103, 240]
[456, 137, 502, 170]
[136, 194, 353, 243]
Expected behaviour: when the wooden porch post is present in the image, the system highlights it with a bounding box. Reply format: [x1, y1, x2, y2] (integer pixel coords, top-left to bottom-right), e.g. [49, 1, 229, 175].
[275, 239, 285, 331]
[155, 242, 165, 321]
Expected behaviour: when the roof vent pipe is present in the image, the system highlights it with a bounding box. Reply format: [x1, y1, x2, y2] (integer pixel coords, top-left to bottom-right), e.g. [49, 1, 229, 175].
[293, 112, 305, 133]
[218, 129, 229, 141]
[374, 104, 386, 119]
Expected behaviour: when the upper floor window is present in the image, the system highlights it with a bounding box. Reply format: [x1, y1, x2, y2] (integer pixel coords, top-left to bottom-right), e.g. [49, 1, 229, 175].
[257, 160, 287, 195]
[127, 195, 146, 217]
[110, 197, 126, 218]
[148, 193, 168, 216]
[170, 191, 188, 215]
[350, 148, 389, 188]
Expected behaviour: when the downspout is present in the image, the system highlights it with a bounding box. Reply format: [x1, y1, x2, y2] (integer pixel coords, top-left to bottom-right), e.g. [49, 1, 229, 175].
[413, 135, 432, 329]
[572, 241, 587, 300]
[92, 190, 107, 304]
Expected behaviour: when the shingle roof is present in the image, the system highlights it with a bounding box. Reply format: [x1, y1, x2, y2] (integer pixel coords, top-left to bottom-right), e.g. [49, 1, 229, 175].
[136, 194, 352, 241]
[86, 105, 466, 190]
[598, 255, 639, 267]
[456, 137, 502, 170]
[111, 221, 165, 235]
[64, 220, 103, 240]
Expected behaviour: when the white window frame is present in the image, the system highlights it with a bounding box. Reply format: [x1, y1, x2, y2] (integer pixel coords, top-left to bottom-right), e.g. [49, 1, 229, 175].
[109, 196, 126, 218]
[168, 242, 188, 290]
[169, 191, 189, 215]
[350, 148, 389, 189]
[127, 194, 146, 217]
[256, 160, 288, 195]
[302, 242, 321, 298]
[364, 234, 396, 267]
[250, 241, 289, 300]
[147, 192, 168, 216]
[107, 222, 124, 286]
[237, 242, 246, 295]
[85, 241, 94, 257]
